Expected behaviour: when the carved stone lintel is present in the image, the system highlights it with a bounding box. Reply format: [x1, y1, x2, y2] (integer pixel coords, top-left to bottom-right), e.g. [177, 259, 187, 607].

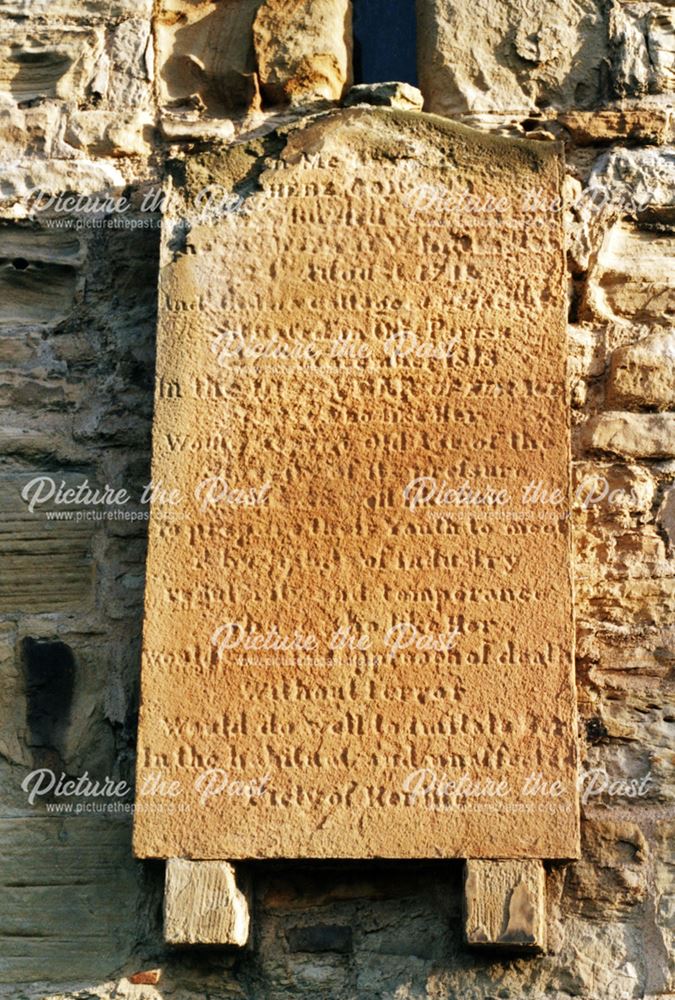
[164, 859, 251, 946]
[463, 860, 546, 952]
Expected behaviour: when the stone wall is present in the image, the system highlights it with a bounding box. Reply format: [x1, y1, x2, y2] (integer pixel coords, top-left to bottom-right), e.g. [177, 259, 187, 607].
[0, 1, 672, 998]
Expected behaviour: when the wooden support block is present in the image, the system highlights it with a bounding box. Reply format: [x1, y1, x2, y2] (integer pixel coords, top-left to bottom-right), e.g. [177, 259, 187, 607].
[164, 859, 251, 946]
[463, 860, 546, 952]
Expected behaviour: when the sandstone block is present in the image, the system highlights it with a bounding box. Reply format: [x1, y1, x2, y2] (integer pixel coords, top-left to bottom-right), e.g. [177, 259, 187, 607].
[610, 4, 675, 96]
[156, 0, 262, 115]
[134, 108, 578, 862]
[63, 111, 154, 158]
[164, 859, 251, 946]
[607, 329, 675, 410]
[571, 147, 675, 279]
[657, 487, 675, 551]
[0, 28, 104, 104]
[582, 413, 675, 458]
[0, 817, 140, 982]
[573, 462, 656, 517]
[344, 82, 424, 111]
[253, 0, 352, 105]
[0, 223, 81, 326]
[648, 8, 675, 93]
[107, 18, 153, 111]
[588, 221, 674, 325]
[464, 859, 546, 950]
[0, 0, 150, 15]
[576, 577, 675, 625]
[417, 0, 608, 115]
[565, 821, 649, 916]
[0, 471, 96, 613]
[587, 147, 675, 216]
[558, 109, 671, 146]
[0, 159, 126, 212]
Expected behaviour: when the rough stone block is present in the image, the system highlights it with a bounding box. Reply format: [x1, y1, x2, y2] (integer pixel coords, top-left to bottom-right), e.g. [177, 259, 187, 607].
[156, 0, 262, 115]
[63, 111, 154, 158]
[557, 109, 671, 146]
[607, 330, 675, 410]
[610, 4, 675, 96]
[344, 82, 424, 111]
[589, 221, 675, 325]
[0, 223, 81, 326]
[582, 413, 675, 459]
[107, 18, 154, 111]
[0, 817, 140, 982]
[0, 160, 127, 212]
[0, 0, 150, 15]
[0, 472, 95, 613]
[0, 28, 104, 104]
[464, 859, 546, 950]
[164, 859, 251, 946]
[417, 0, 608, 115]
[657, 487, 675, 552]
[587, 147, 675, 217]
[253, 0, 352, 105]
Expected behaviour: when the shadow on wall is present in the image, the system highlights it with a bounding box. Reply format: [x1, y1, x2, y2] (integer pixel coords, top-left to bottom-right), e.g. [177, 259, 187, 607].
[21, 637, 76, 772]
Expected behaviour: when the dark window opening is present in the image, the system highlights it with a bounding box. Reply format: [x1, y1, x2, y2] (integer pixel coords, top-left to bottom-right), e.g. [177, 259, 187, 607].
[353, 0, 418, 87]
[22, 637, 76, 770]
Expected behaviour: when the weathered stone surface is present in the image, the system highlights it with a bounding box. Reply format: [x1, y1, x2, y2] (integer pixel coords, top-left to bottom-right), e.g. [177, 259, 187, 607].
[657, 485, 675, 551]
[0, 160, 126, 210]
[568, 146, 675, 279]
[107, 18, 154, 111]
[573, 461, 657, 521]
[583, 412, 675, 458]
[253, 0, 352, 105]
[0, 28, 104, 104]
[607, 329, 675, 410]
[464, 859, 546, 950]
[417, 0, 609, 115]
[156, 0, 262, 115]
[0, 817, 141, 982]
[0, 473, 95, 613]
[558, 109, 671, 146]
[577, 577, 675, 625]
[286, 923, 352, 953]
[0, 0, 150, 15]
[0, 222, 82, 326]
[565, 820, 649, 916]
[610, 3, 675, 96]
[134, 108, 578, 862]
[586, 146, 675, 215]
[588, 221, 675, 326]
[164, 859, 250, 945]
[63, 111, 154, 158]
[344, 82, 424, 111]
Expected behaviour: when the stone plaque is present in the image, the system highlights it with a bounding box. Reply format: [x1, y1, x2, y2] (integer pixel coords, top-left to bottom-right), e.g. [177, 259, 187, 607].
[134, 109, 579, 860]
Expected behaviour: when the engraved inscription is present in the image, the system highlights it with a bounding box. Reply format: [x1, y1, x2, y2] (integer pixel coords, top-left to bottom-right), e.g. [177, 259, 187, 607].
[134, 109, 579, 860]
